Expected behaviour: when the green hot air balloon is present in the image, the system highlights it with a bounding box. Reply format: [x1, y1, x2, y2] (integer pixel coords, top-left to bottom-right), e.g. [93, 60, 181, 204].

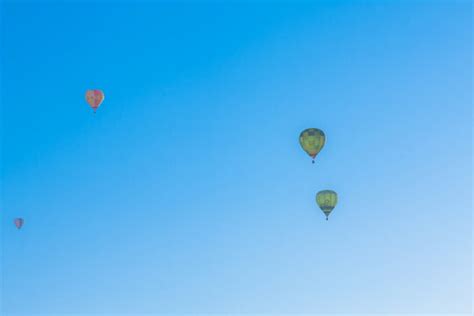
[316, 190, 338, 220]
[299, 128, 325, 163]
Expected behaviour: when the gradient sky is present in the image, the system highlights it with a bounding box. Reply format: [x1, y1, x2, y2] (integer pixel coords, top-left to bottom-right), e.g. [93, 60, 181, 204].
[1, 0, 472, 315]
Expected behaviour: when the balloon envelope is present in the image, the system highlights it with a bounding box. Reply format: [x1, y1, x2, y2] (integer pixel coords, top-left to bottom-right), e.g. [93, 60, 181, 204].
[316, 190, 338, 220]
[299, 128, 325, 162]
[85, 89, 104, 112]
[14, 218, 24, 229]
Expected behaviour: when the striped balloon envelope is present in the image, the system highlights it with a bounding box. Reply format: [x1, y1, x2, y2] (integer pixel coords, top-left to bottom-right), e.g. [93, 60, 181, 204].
[316, 190, 338, 220]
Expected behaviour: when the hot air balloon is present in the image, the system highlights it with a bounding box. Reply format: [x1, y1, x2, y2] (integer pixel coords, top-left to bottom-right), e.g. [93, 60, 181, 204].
[316, 190, 338, 220]
[299, 128, 325, 163]
[85, 89, 104, 113]
[14, 218, 24, 229]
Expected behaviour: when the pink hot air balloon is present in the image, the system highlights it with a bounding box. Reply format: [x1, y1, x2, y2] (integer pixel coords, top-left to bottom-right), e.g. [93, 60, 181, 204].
[14, 218, 24, 229]
[85, 89, 105, 113]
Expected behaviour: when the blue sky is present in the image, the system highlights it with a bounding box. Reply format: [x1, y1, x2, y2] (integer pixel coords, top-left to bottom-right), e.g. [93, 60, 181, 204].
[1, 0, 472, 314]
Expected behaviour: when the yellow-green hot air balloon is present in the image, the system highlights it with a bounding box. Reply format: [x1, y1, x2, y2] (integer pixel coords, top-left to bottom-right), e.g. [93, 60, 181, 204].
[316, 190, 338, 220]
[299, 128, 325, 163]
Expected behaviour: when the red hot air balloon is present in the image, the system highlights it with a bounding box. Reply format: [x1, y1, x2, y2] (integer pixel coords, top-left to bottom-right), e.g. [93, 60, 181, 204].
[85, 89, 105, 113]
[14, 218, 24, 229]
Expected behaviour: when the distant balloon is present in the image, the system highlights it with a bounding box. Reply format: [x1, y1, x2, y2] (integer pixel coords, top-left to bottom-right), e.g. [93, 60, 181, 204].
[316, 190, 338, 220]
[85, 89, 104, 113]
[14, 218, 24, 229]
[299, 128, 325, 163]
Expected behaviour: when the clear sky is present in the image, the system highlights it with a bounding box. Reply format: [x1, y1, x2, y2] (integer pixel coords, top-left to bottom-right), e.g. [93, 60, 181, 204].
[1, 0, 472, 315]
